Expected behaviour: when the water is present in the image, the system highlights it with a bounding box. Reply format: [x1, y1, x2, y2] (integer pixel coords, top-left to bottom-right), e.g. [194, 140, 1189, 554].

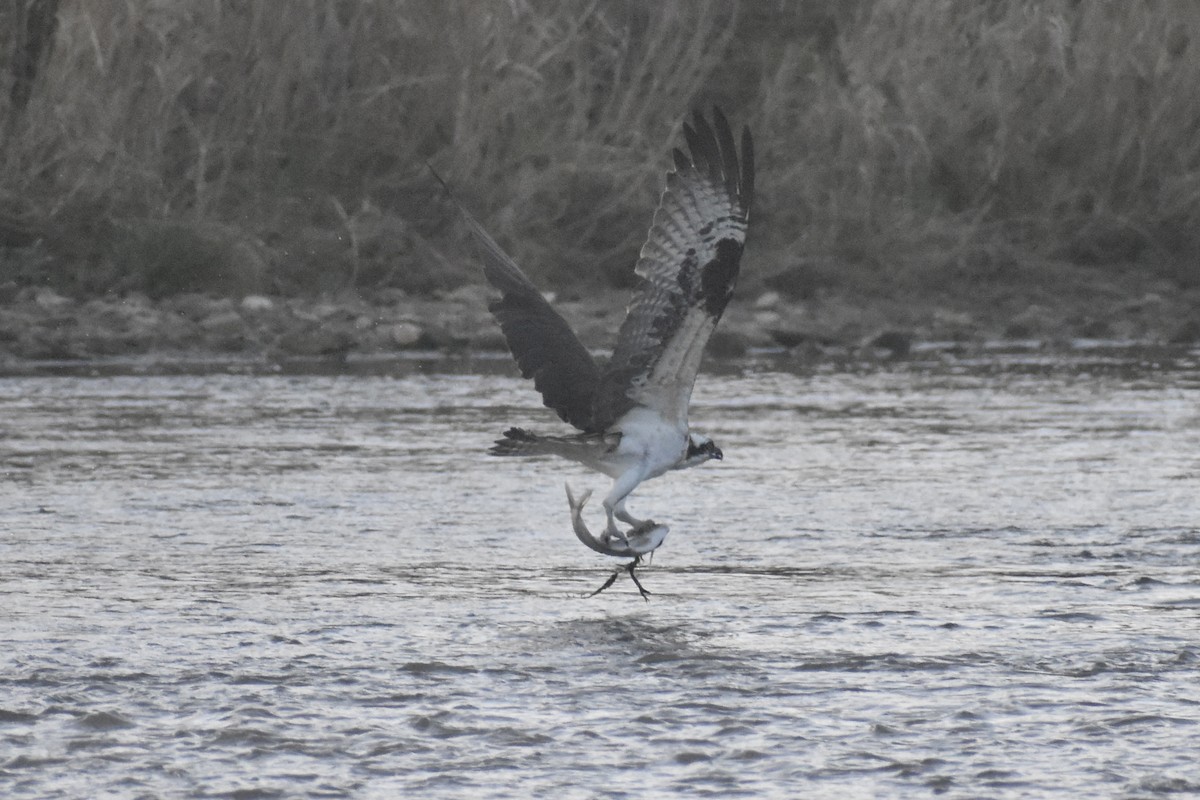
[2, 349, 1199, 798]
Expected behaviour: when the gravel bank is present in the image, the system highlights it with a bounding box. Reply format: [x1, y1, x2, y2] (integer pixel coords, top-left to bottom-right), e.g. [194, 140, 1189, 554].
[2, 278, 1198, 369]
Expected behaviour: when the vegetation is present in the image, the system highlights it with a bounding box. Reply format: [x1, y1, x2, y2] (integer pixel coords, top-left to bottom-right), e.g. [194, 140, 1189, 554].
[2, 0, 1199, 299]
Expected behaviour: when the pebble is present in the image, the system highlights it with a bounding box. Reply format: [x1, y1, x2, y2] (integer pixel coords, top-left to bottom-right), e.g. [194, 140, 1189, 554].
[199, 310, 247, 336]
[241, 295, 275, 312]
[754, 290, 781, 309]
[34, 288, 73, 310]
[0, 286, 1194, 363]
[868, 330, 913, 357]
[276, 324, 355, 356]
[1170, 319, 1200, 344]
[169, 294, 232, 321]
[389, 322, 423, 347]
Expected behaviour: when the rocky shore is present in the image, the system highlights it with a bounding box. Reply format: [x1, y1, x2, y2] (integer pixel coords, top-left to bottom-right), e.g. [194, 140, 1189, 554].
[1, 276, 1198, 370]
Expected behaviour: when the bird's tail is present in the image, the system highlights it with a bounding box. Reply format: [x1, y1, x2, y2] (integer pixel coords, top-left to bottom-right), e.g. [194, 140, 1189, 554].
[489, 427, 545, 457]
[488, 427, 617, 463]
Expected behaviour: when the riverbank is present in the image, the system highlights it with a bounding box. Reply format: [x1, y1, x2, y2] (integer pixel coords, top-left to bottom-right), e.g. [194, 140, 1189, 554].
[6, 3, 1200, 319]
[2, 259, 1197, 369]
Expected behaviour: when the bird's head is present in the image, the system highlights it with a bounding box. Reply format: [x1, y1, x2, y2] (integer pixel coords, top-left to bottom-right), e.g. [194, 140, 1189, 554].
[677, 433, 723, 470]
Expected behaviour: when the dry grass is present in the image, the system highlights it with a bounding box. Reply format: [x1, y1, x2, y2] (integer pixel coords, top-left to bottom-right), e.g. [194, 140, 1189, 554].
[2, 0, 1199, 297]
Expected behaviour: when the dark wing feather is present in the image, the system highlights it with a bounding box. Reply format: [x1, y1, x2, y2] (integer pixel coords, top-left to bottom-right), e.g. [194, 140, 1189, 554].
[593, 108, 754, 431]
[431, 167, 603, 432]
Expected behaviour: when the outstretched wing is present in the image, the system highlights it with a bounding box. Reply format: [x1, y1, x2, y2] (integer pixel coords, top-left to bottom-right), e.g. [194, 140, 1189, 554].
[432, 168, 603, 432]
[593, 108, 754, 431]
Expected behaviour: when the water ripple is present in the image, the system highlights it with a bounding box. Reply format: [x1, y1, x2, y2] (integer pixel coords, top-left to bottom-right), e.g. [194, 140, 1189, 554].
[2, 356, 1198, 797]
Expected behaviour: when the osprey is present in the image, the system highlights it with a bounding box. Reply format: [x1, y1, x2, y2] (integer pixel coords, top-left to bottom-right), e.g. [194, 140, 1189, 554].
[440, 108, 754, 598]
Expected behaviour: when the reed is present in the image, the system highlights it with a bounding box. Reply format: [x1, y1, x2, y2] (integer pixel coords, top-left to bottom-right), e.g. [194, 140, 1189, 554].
[2, 0, 1198, 296]
[760, 0, 1200, 290]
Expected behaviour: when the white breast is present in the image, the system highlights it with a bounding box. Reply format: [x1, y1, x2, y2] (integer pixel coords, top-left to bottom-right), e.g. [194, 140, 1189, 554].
[612, 406, 688, 480]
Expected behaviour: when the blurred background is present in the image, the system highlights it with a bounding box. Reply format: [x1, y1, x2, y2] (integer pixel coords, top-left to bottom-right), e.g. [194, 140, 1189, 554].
[1, 0, 1198, 305]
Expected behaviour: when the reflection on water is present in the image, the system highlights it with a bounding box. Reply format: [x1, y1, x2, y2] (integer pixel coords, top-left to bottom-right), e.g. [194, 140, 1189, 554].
[2, 348, 1199, 798]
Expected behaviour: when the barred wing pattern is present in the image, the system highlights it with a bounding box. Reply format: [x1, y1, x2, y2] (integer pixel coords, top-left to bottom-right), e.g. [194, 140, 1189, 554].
[593, 108, 754, 431]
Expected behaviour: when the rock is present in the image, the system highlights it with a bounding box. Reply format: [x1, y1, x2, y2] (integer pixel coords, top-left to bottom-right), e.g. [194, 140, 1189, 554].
[706, 329, 749, 358]
[76, 325, 133, 356]
[240, 294, 275, 313]
[1168, 319, 1200, 344]
[18, 326, 83, 360]
[768, 327, 810, 349]
[754, 290, 781, 310]
[763, 259, 838, 300]
[754, 310, 782, 328]
[470, 328, 509, 351]
[868, 330, 913, 357]
[84, 294, 154, 326]
[311, 300, 355, 320]
[199, 310, 247, 335]
[374, 287, 408, 305]
[34, 287, 72, 310]
[149, 311, 200, 349]
[1005, 304, 1057, 338]
[931, 308, 977, 340]
[67, 295, 168, 355]
[388, 322, 422, 347]
[276, 323, 356, 356]
[0, 316, 20, 344]
[1124, 292, 1165, 312]
[932, 308, 974, 329]
[415, 323, 468, 350]
[168, 294, 233, 322]
[1077, 318, 1112, 338]
[197, 309, 251, 351]
[442, 284, 492, 308]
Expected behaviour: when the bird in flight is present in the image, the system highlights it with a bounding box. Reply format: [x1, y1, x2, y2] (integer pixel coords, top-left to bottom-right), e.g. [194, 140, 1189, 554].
[437, 107, 754, 598]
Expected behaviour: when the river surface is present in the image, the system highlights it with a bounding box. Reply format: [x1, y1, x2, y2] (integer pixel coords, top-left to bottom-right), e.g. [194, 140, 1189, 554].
[2, 347, 1199, 798]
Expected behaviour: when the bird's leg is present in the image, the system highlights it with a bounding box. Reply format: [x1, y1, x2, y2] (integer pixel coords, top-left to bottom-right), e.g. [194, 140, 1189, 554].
[586, 570, 622, 598]
[613, 497, 657, 536]
[586, 556, 651, 601]
[604, 508, 631, 548]
[625, 558, 652, 600]
[603, 468, 651, 542]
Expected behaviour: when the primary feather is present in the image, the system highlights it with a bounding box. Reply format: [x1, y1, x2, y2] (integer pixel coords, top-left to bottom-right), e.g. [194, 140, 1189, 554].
[440, 107, 753, 434]
[593, 108, 754, 430]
